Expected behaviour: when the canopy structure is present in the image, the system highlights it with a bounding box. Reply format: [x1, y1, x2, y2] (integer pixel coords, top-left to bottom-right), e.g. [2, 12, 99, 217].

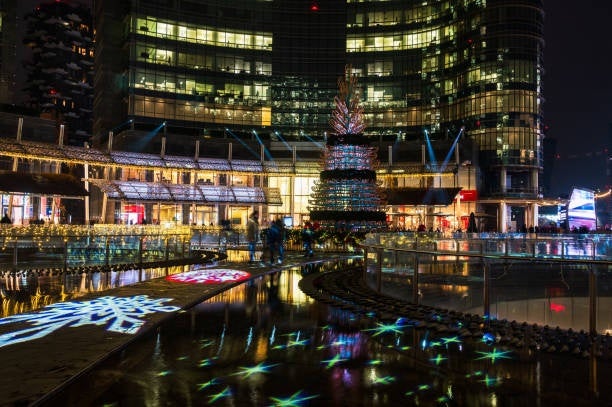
[384, 187, 462, 206]
[88, 180, 282, 205]
[0, 171, 88, 198]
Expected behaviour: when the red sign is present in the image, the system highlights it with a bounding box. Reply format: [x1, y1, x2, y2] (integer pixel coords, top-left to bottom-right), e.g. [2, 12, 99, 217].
[549, 302, 566, 313]
[458, 189, 478, 202]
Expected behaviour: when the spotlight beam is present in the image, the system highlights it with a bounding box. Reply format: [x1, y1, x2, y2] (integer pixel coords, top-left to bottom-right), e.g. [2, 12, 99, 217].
[225, 128, 260, 160]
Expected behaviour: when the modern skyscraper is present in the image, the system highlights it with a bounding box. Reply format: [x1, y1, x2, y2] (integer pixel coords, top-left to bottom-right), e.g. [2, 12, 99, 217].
[22, 0, 94, 145]
[92, 0, 544, 230]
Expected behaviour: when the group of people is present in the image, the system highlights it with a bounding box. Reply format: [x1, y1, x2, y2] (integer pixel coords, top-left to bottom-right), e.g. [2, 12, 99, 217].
[246, 212, 285, 264]
[246, 212, 315, 265]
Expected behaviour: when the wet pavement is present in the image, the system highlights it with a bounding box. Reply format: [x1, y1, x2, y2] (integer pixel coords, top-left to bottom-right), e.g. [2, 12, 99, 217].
[0, 252, 341, 406]
[1, 253, 612, 406]
[35, 261, 612, 406]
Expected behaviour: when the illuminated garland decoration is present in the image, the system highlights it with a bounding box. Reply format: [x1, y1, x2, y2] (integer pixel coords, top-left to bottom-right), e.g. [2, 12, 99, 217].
[319, 169, 376, 181]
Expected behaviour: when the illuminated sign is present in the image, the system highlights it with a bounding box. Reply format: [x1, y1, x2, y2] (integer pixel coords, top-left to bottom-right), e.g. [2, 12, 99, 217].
[167, 268, 251, 284]
[567, 187, 596, 231]
[549, 302, 566, 313]
[458, 189, 478, 202]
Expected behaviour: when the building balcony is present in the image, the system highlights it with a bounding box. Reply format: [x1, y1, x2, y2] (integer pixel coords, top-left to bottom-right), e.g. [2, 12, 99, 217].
[484, 186, 541, 199]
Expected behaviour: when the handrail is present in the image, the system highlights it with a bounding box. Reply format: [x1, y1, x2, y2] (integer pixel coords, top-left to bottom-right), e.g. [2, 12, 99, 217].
[360, 233, 612, 336]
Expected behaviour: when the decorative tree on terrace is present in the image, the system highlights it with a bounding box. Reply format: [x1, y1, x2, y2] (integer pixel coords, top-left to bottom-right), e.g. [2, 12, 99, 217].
[309, 65, 386, 229]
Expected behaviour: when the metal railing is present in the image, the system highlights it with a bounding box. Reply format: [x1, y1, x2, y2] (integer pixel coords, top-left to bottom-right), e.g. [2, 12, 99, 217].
[361, 233, 612, 335]
[0, 224, 192, 271]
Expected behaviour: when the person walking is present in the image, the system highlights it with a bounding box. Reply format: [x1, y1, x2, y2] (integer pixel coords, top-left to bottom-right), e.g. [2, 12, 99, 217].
[274, 219, 285, 264]
[246, 212, 259, 262]
[266, 220, 281, 265]
[302, 221, 314, 257]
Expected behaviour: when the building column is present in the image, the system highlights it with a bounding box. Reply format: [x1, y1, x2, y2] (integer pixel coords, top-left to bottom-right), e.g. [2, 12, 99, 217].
[499, 201, 507, 233]
[531, 203, 539, 230]
[500, 169, 507, 194]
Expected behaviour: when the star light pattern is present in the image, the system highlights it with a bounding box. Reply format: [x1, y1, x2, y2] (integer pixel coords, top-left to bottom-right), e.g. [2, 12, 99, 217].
[269, 390, 319, 406]
[196, 379, 219, 391]
[480, 374, 503, 387]
[474, 348, 513, 364]
[430, 354, 448, 365]
[208, 386, 232, 403]
[372, 375, 396, 385]
[440, 336, 462, 346]
[50, 266, 545, 406]
[85, 310, 525, 406]
[232, 362, 279, 378]
[198, 357, 217, 367]
[363, 320, 408, 337]
[321, 353, 349, 369]
[0, 295, 179, 347]
[166, 268, 251, 284]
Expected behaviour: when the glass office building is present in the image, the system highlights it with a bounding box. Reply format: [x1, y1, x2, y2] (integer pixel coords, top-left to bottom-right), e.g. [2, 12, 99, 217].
[93, 0, 545, 231]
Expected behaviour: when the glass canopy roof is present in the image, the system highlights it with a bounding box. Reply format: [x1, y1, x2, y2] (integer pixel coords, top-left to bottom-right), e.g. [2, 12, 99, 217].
[89, 180, 282, 205]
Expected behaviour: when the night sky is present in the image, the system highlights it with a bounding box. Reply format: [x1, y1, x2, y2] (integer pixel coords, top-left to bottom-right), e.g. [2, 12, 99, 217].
[544, 1, 612, 196]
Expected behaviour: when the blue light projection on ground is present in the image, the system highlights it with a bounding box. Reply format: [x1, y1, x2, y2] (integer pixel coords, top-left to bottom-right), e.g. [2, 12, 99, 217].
[321, 353, 349, 369]
[362, 319, 408, 336]
[198, 357, 217, 367]
[440, 335, 462, 346]
[0, 295, 179, 347]
[232, 362, 279, 378]
[68, 274, 524, 405]
[430, 354, 448, 365]
[196, 378, 219, 391]
[90, 311, 517, 405]
[372, 375, 396, 385]
[269, 390, 319, 406]
[474, 348, 513, 363]
[208, 386, 233, 403]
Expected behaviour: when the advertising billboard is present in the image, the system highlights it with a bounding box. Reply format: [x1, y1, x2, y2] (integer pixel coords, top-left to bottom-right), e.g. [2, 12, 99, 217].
[567, 187, 596, 231]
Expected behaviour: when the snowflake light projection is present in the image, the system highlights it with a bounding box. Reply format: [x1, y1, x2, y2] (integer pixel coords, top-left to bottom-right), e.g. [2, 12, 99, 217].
[0, 295, 179, 348]
[167, 268, 251, 284]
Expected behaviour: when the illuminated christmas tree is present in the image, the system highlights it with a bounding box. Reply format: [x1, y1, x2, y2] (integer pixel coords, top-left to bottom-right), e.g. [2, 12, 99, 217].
[309, 66, 386, 229]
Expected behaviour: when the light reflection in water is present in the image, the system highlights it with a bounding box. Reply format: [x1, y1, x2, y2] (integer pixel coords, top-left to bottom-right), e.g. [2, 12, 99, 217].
[49, 265, 612, 406]
[0, 265, 186, 317]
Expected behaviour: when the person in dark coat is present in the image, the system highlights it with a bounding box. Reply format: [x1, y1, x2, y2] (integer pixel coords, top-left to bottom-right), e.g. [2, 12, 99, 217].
[467, 212, 477, 233]
[266, 220, 281, 264]
[1, 212, 11, 225]
[302, 221, 314, 257]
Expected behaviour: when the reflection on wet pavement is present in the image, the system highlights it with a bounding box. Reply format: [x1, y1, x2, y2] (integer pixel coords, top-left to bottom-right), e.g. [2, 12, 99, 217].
[47, 261, 612, 406]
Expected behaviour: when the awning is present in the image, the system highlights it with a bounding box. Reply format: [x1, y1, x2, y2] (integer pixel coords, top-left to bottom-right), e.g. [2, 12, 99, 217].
[384, 187, 461, 206]
[0, 171, 88, 198]
[88, 180, 282, 205]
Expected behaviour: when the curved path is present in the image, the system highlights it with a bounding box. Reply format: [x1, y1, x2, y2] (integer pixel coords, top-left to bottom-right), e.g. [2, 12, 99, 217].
[299, 266, 612, 359]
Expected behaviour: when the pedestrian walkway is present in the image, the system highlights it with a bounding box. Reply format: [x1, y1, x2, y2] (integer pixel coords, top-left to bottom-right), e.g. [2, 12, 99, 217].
[0, 252, 343, 406]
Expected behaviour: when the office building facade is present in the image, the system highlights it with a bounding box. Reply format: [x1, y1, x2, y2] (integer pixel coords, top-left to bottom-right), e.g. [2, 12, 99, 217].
[88, 0, 544, 231]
